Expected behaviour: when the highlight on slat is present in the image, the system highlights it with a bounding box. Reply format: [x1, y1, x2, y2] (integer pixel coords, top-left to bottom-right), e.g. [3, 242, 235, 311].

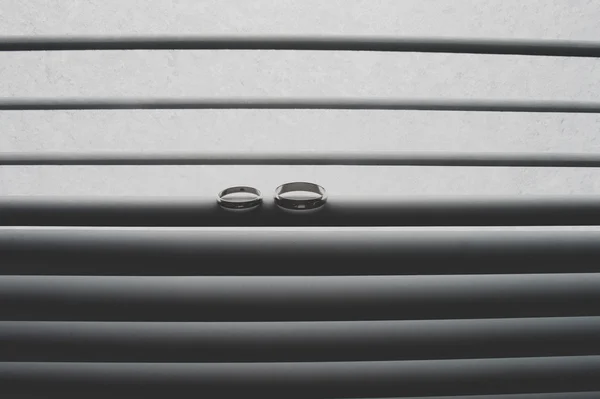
[0, 35, 599, 57]
[2, 227, 600, 275]
[1, 357, 599, 397]
[0, 317, 598, 362]
[0, 274, 598, 321]
[379, 394, 600, 399]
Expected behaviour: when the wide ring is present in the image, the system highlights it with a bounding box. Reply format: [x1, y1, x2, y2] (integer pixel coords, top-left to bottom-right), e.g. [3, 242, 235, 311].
[274, 182, 327, 210]
[217, 186, 262, 210]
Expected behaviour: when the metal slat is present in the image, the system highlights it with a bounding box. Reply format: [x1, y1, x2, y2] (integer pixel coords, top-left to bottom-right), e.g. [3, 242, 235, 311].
[0, 274, 598, 321]
[3, 228, 600, 275]
[0, 317, 598, 362]
[4, 151, 600, 167]
[1, 36, 599, 57]
[1, 357, 599, 397]
[1, 98, 600, 112]
[3, 197, 600, 228]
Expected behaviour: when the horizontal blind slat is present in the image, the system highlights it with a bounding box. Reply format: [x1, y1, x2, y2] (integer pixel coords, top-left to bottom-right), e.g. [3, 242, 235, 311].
[0, 274, 598, 321]
[1, 98, 599, 112]
[0, 317, 598, 362]
[5, 151, 600, 167]
[1, 357, 599, 397]
[1, 36, 600, 57]
[3, 227, 600, 275]
[4, 197, 600, 228]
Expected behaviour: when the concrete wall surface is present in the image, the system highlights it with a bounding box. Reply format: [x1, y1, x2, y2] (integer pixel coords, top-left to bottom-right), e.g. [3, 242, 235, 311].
[1, 1, 599, 198]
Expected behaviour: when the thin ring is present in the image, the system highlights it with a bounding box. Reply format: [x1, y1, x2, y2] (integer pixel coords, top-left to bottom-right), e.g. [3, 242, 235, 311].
[274, 182, 327, 210]
[217, 186, 262, 209]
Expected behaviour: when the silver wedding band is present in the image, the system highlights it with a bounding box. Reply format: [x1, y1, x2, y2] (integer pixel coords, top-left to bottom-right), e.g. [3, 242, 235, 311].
[217, 186, 262, 209]
[274, 182, 327, 210]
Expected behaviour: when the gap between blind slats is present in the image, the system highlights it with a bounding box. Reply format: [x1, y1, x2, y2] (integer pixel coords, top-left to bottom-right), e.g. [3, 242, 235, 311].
[3, 228, 600, 275]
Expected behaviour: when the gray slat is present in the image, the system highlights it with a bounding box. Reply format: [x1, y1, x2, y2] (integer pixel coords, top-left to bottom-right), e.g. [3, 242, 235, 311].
[2, 227, 600, 275]
[1, 357, 599, 397]
[0, 317, 598, 362]
[0, 274, 598, 321]
[3, 196, 600, 227]
[5, 151, 600, 167]
[2, 36, 600, 57]
[1, 98, 599, 112]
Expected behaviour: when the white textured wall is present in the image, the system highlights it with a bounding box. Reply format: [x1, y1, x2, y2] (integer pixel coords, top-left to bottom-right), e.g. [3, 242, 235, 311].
[1, 0, 600, 197]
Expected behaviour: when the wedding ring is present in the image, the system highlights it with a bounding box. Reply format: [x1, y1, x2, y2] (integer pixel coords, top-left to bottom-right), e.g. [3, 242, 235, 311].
[217, 186, 262, 209]
[274, 182, 327, 210]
